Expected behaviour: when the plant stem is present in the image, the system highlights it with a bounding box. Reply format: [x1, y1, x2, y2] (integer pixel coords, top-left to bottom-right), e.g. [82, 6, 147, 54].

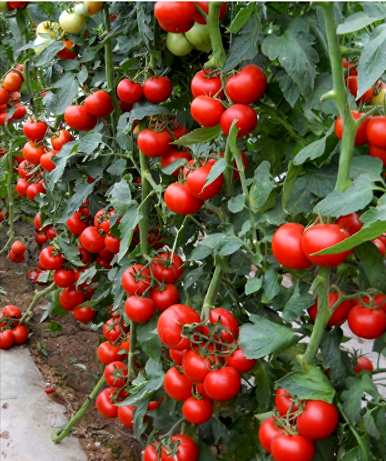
[337, 403, 369, 461]
[202, 258, 223, 321]
[20, 282, 56, 323]
[139, 151, 150, 256]
[52, 375, 106, 444]
[204, 2, 226, 69]
[320, 3, 357, 193]
[127, 320, 135, 380]
[24, 60, 36, 116]
[223, 131, 233, 197]
[3, 143, 15, 253]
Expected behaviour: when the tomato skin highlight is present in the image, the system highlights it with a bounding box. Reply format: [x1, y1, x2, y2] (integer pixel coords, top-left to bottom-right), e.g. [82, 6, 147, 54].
[272, 223, 311, 270]
[271, 434, 315, 461]
[367, 116, 386, 148]
[258, 417, 284, 453]
[297, 400, 339, 440]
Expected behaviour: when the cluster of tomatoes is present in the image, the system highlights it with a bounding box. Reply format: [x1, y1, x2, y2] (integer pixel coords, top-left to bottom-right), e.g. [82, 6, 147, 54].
[117, 75, 172, 110]
[258, 389, 339, 461]
[0, 66, 26, 126]
[0, 304, 29, 350]
[143, 433, 199, 461]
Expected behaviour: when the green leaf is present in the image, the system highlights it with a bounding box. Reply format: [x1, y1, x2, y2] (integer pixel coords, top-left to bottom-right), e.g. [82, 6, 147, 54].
[107, 159, 127, 176]
[356, 243, 386, 291]
[46, 142, 77, 191]
[350, 156, 383, 180]
[228, 194, 245, 213]
[60, 180, 95, 222]
[77, 266, 97, 286]
[253, 360, 273, 412]
[320, 329, 351, 386]
[161, 158, 187, 175]
[239, 314, 296, 359]
[204, 158, 226, 189]
[249, 161, 275, 212]
[45, 73, 79, 115]
[227, 3, 255, 33]
[137, 318, 161, 359]
[263, 268, 280, 302]
[34, 41, 64, 66]
[293, 136, 327, 165]
[277, 366, 336, 403]
[337, 12, 385, 35]
[282, 282, 314, 321]
[218, 236, 242, 256]
[282, 161, 302, 211]
[357, 24, 386, 98]
[245, 277, 262, 295]
[174, 126, 221, 146]
[118, 205, 140, 262]
[314, 174, 376, 217]
[78, 130, 103, 155]
[341, 374, 379, 423]
[108, 179, 132, 214]
[128, 102, 169, 128]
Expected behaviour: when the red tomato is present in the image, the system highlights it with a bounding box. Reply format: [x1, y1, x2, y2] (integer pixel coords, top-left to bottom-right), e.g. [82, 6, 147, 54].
[161, 434, 199, 461]
[186, 160, 224, 200]
[143, 76, 172, 103]
[66, 211, 87, 236]
[271, 434, 315, 461]
[104, 234, 120, 254]
[51, 129, 73, 151]
[335, 111, 368, 146]
[10, 240, 26, 256]
[40, 151, 56, 171]
[137, 128, 172, 157]
[369, 144, 386, 166]
[346, 75, 374, 102]
[274, 388, 297, 417]
[3, 71, 23, 92]
[220, 104, 257, 137]
[190, 96, 224, 127]
[336, 213, 362, 235]
[354, 356, 374, 373]
[23, 120, 47, 141]
[117, 405, 136, 429]
[160, 150, 192, 176]
[143, 444, 159, 461]
[102, 318, 121, 342]
[17, 159, 34, 179]
[22, 141, 46, 165]
[258, 417, 285, 453]
[209, 307, 239, 342]
[0, 88, 9, 105]
[59, 286, 85, 311]
[96, 388, 118, 418]
[12, 324, 29, 344]
[226, 64, 267, 104]
[150, 284, 180, 311]
[301, 224, 351, 267]
[26, 182, 45, 201]
[227, 348, 256, 373]
[157, 304, 200, 349]
[151, 252, 183, 283]
[154, 2, 195, 32]
[164, 182, 203, 215]
[348, 304, 386, 339]
[373, 238, 385, 255]
[308, 292, 353, 327]
[64, 105, 97, 131]
[94, 208, 115, 233]
[117, 79, 143, 104]
[182, 396, 213, 425]
[366, 116, 386, 148]
[121, 263, 151, 295]
[97, 341, 121, 365]
[79, 226, 105, 253]
[191, 70, 222, 97]
[2, 305, 21, 319]
[57, 39, 77, 60]
[182, 350, 210, 382]
[15, 178, 28, 197]
[39, 246, 64, 270]
[0, 330, 14, 349]
[124, 296, 155, 324]
[104, 361, 128, 388]
[203, 366, 241, 401]
[297, 400, 339, 440]
[84, 90, 113, 118]
[193, 1, 227, 24]
[72, 306, 96, 323]
[53, 269, 77, 288]
[163, 366, 192, 401]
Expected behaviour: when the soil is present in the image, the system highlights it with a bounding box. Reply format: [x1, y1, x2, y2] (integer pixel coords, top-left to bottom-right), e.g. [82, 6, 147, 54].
[0, 223, 141, 461]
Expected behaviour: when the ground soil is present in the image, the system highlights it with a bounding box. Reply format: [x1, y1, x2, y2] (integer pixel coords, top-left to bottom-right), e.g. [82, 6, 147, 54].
[0, 223, 141, 461]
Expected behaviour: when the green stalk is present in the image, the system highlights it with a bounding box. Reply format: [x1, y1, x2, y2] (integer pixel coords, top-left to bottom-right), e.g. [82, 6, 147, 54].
[204, 2, 226, 69]
[3, 143, 15, 252]
[52, 375, 106, 444]
[139, 151, 150, 256]
[20, 282, 56, 323]
[223, 131, 234, 197]
[202, 258, 223, 321]
[127, 320, 135, 380]
[24, 60, 36, 117]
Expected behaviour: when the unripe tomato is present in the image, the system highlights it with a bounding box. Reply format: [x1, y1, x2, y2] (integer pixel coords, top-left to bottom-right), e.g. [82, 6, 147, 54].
[154, 1, 195, 32]
[116, 79, 143, 104]
[335, 111, 368, 146]
[143, 76, 172, 103]
[190, 95, 224, 127]
[226, 64, 267, 104]
[220, 104, 257, 137]
[297, 400, 339, 440]
[191, 70, 222, 98]
[79, 226, 105, 253]
[182, 396, 213, 425]
[166, 32, 193, 56]
[85, 1, 104, 15]
[59, 11, 85, 34]
[164, 182, 203, 215]
[64, 105, 97, 131]
[84, 90, 113, 118]
[185, 23, 211, 53]
[137, 128, 172, 157]
[272, 223, 311, 270]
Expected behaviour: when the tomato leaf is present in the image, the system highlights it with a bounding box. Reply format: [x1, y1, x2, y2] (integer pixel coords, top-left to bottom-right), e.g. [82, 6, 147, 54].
[46, 142, 77, 191]
[337, 11, 385, 35]
[249, 161, 275, 212]
[204, 158, 226, 189]
[128, 102, 169, 128]
[282, 282, 314, 321]
[174, 126, 221, 146]
[293, 136, 327, 165]
[320, 329, 352, 387]
[277, 366, 336, 403]
[60, 180, 96, 222]
[355, 243, 386, 292]
[239, 314, 297, 359]
[228, 194, 245, 213]
[44, 73, 79, 115]
[245, 277, 262, 295]
[137, 318, 161, 359]
[227, 3, 256, 34]
[341, 374, 379, 423]
[78, 130, 103, 155]
[161, 158, 187, 175]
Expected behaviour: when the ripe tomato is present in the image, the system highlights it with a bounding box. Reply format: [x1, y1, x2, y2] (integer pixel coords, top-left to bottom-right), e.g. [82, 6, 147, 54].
[151, 253, 183, 283]
[301, 224, 351, 267]
[66, 211, 87, 236]
[161, 434, 199, 461]
[369, 144, 386, 166]
[336, 212, 362, 235]
[164, 182, 203, 215]
[154, 2, 195, 32]
[104, 361, 128, 388]
[39, 246, 64, 270]
[346, 75, 374, 102]
[94, 208, 114, 233]
[274, 388, 297, 417]
[150, 284, 180, 311]
[271, 434, 315, 461]
[23, 120, 47, 141]
[59, 286, 85, 311]
[258, 417, 285, 453]
[73, 306, 96, 323]
[297, 400, 339, 440]
[104, 234, 120, 254]
[103, 318, 121, 342]
[186, 160, 223, 200]
[53, 269, 77, 288]
[40, 151, 56, 171]
[366, 116, 386, 148]
[182, 396, 213, 425]
[220, 104, 257, 137]
[190, 95, 224, 127]
[163, 366, 192, 401]
[57, 39, 77, 60]
[0, 330, 14, 349]
[124, 296, 155, 324]
[182, 350, 210, 383]
[191, 70, 222, 98]
[335, 111, 368, 146]
[51, 129, 73, 150]
[209, 307, 239, 342]
[143, 76, 172, 103]
[117, 405, 136, 429]
[11, 103, 26, 120]
[26, 182, 45, 201]
[10, 240, 26, 256]
[226, 64, 267, 104]
[17, 159, 34, 179]
[3, 71, 23, 92]
[22, 141, 46, 165]
[354, 356, 374, 373]
[160, 150, 192, 176]
[79, 226, 105, 253]
[308, 292, 353, 327]
[84, 90, 113, 118]
[0, 88, 9, 105]
[143, 444, 158, 461]
[348, 304, 386, 339]
[64, 105, 97, 131]
[157, 303, 200, 349]
[96, 388, 118, 418]
[2, 305, 21, 319]
[12, 324, 29, 344]
[97, 341, 120, 365]
[373, 238, 385, 255]
[227, 348, 256, 373]
[121, 263, 151, 295]
[169, 348, 185, 364]
[15, 178, 28, 197]
[193, 1, 227, 24]
[203, 366, 241, 401]
[117, 79, 143, 104]
[137, 128, 172, 157]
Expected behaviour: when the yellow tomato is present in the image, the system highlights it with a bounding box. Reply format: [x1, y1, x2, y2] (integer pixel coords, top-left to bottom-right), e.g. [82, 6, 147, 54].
[59, 11, 85, 34]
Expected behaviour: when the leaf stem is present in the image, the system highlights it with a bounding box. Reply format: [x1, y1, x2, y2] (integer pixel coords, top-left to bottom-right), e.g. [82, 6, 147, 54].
[3, 142, 15, 253]
[202, 257, 223, 321]
[204, 2, 226, 69]
[20, 282, 56, 323]
[139, 151, 150, 256]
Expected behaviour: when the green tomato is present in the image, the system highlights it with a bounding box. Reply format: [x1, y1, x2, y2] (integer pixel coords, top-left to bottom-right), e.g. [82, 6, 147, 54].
[166, 33, 193, 57]
[59, 10, 85, 34]
[185, 23, 211, 53]
[36, 21, 60, 39]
